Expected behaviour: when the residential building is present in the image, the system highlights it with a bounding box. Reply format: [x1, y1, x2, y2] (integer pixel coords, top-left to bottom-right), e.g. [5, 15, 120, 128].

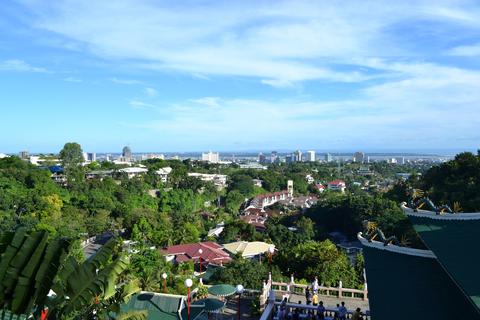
[162, 242, 232, 266]
[353, 151, 365, 163]
[305, 174, 315, 184]
[223, 241, 275, 259]
[239, 162, 267, 170]
[201, 151, 220, 163]
[118, 167, 148, 178]
[285, 154, 294, 164]
[358, 166, 374, 176]
[187, 172, 227, 188]
[327, 179, 346, 192]
[155, 166, 172, 183]
[19, 150, 29, 160]
[246, 190, 291, 210]
[207, 222, 225, 238]
[252, 179, 263, 187]
[306, 150, 316, 162]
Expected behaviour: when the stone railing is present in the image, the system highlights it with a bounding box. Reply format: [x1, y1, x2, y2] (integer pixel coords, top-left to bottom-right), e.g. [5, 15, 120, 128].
[270, 273, 368, 301]
[271, 281, 368, 301]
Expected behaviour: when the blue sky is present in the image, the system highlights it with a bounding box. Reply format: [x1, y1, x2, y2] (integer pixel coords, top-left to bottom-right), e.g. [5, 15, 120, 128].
[1, 0, 480, 153]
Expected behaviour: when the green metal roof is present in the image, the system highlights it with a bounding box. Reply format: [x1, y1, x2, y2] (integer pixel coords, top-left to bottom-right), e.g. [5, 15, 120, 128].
[121, 292, 205, 320]
[407, 214, 480, 310]
[361, 238, 480, 320]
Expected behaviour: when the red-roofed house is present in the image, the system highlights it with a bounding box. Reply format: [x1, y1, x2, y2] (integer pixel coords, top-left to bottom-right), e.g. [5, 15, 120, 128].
[162, 242, 232, 267]
[327, 180, 346, 193]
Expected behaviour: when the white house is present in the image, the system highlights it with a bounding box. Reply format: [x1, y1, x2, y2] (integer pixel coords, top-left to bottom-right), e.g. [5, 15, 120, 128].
[155, 167, 172, 183]
[119, 167, 148, 179]
[327, 179, 346, 193]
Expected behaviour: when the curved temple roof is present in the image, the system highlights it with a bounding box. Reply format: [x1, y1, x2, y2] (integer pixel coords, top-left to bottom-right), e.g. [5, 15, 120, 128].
[358, 233, 480, 320]
[402, 204, 480, 310]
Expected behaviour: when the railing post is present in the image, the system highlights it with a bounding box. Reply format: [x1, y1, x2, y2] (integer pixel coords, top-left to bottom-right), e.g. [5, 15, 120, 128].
[338, 280, 343, 298]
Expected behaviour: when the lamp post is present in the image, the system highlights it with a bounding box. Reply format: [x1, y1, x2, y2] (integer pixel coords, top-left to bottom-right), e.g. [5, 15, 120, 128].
[162, 272, 168, 293]
[198, 248, 203, 274]
[268, 246, 275, 264]
[236, 284, 244, 320]
[185, 278, 193, 320]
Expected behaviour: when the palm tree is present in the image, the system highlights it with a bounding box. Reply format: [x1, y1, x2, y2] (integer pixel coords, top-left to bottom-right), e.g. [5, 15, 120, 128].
[0, 228, 146, 320]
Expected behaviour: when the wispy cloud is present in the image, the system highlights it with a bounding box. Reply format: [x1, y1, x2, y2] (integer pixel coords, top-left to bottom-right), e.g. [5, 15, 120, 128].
[144, 87, 158, 97]
[0, 59, 48, 73]
[19, 1, 480, 86]
[64, 76, 82, 83]
[110, 77, 143, 85]
[129, 100, 157, 110]
[447, 43, 480, 56]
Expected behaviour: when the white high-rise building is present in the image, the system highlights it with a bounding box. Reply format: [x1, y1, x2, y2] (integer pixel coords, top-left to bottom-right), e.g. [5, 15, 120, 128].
[325, 153, 333, 162]
[202, 151, 220, 163]
[294, 150, 303, 162]
[306, 150, 316, 162]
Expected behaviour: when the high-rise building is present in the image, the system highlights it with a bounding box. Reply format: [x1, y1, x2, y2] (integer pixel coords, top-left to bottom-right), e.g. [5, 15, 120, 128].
[285, 154, 294, 164]
[88, 152, 96, 162]
[122, 146, 132, 160]
[293, 150, 303, 162]
[258, 153, 266, 164]
[353, 151, 365, 163]
[306, 150, 316, 162]
[325, 153, 333, 162]
[19, 150, 29, 160]
[201, 151, 220, 163]
[270, 151, 279, 164]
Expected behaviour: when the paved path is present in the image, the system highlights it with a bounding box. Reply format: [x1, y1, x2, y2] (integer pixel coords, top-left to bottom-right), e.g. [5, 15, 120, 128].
[280, 292, 370, 313]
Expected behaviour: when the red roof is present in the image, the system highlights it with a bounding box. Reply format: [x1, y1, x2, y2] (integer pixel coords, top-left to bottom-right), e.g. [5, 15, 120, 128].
[163, 242, 232, 265]
[328, 179, 346, 186]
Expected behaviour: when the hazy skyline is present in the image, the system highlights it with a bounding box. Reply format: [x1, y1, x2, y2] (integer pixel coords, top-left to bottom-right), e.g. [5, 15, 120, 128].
[1, 0, 480, 153]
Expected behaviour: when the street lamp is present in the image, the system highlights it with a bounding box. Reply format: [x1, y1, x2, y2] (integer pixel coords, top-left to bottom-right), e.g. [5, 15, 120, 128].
[162, 273, 168, 293]
[198, 248, 203, 274]
[185, 278, 193, 320]
[236, 284, 244, 320]
[268, 246, 275, 264]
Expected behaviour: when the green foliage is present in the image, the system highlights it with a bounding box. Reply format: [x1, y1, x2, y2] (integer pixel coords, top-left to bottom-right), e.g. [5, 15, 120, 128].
[0, 228, 71, 317]
[210, 258, 283, 290]
[420, 152, 480, 211]
[225, 190, 245, 214]
[305, 193, 422, 247]
[275, 240, 358, 288]
[59, 142, 84, 169]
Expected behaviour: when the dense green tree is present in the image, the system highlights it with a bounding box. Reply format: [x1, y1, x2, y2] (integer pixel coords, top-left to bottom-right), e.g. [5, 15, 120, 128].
[210, 258, 283, 290]
[274, 240, 359, 288]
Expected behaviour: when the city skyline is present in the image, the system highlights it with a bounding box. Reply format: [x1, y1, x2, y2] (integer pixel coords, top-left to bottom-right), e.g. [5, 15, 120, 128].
[1, 1, 480, 152]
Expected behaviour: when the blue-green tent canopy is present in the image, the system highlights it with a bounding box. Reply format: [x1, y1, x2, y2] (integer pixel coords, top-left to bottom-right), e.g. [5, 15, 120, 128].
[193, 298, 226, 313]
[207, 284, 236, 297]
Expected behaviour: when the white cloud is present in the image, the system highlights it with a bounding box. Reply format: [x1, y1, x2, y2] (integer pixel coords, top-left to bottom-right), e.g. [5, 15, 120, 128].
[64, 76, 82, 82]
[0, 59, 47, 72]
[18, 0, 480, 86]
[447, 43, 480, 56]
[110, 77, 143, 85]
[144, 87, 158, 97]
[129, 100, 157, 110]
[189, 97, 221, 108]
